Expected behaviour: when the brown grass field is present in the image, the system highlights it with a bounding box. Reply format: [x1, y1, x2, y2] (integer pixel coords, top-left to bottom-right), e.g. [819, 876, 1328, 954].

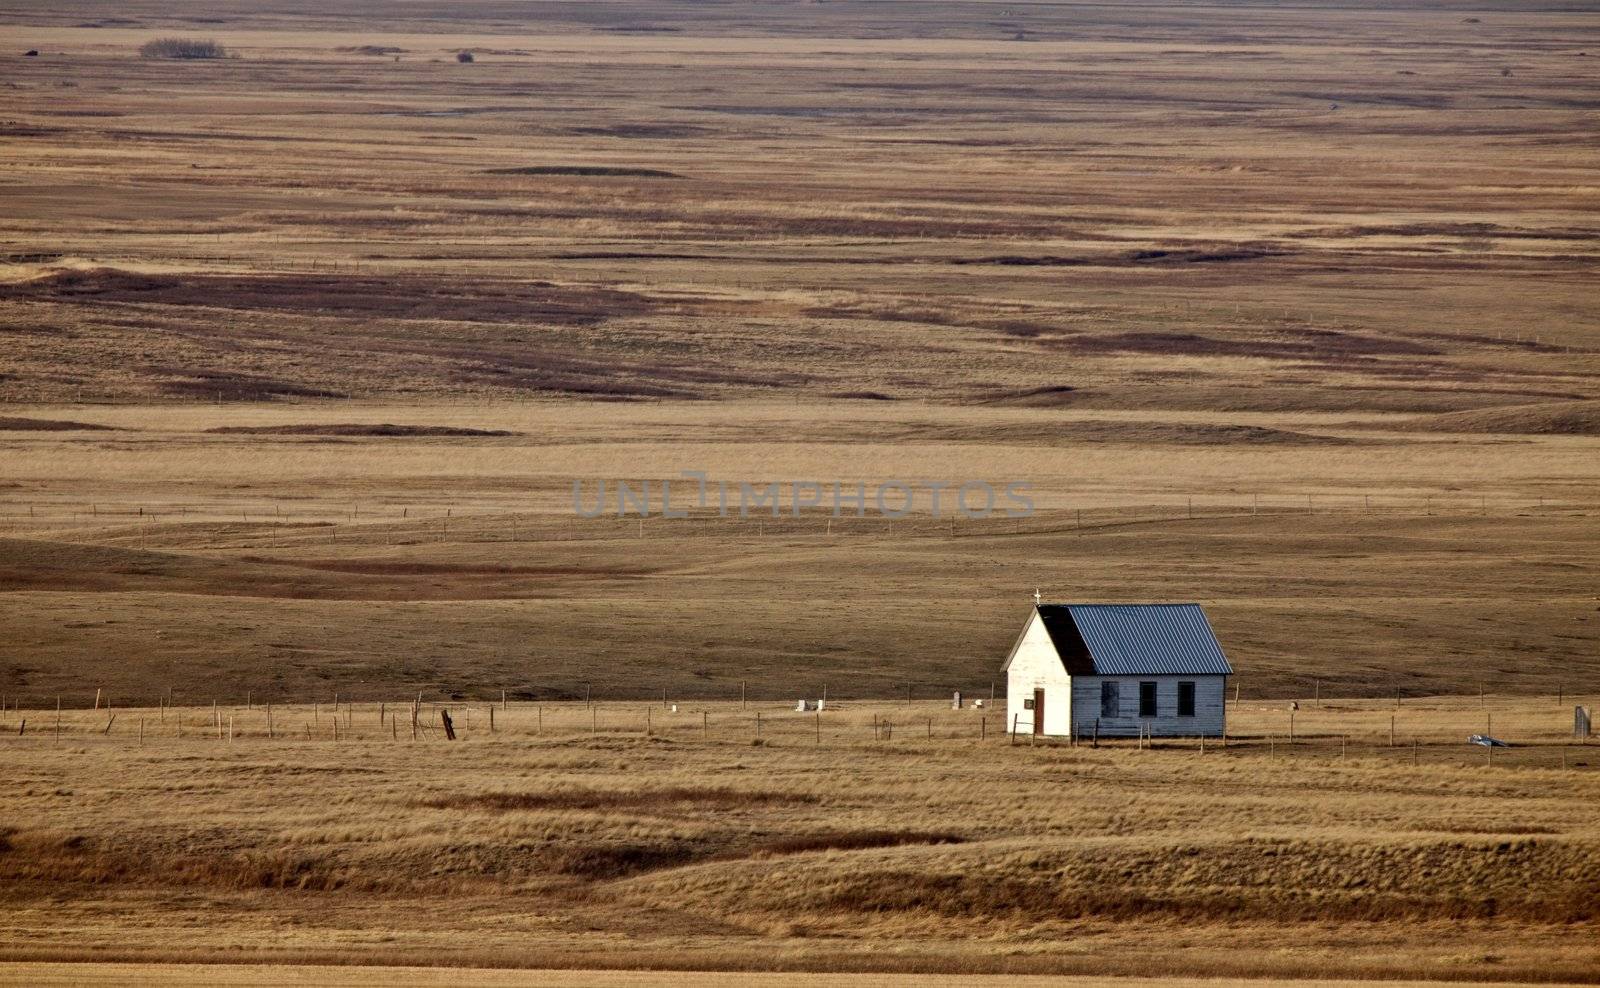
[2, 0, 1599, 982]
[2, 697, 1599, 982]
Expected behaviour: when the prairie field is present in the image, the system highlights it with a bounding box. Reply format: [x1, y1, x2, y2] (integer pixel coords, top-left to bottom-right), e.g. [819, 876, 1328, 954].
[2, 697, 1599, 982]
[2, 0, 1599, 982]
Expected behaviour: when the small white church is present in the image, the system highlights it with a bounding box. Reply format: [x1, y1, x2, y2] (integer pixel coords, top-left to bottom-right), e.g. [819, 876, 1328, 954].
[1003, 599, 1232, 738]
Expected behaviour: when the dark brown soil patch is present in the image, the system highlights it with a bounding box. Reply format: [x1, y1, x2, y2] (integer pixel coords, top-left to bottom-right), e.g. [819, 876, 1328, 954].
[208, 424, 518, 437]
[0, 417, 119, 432]
[3, 268, 656, 328]
[978, 385, 1080, 407]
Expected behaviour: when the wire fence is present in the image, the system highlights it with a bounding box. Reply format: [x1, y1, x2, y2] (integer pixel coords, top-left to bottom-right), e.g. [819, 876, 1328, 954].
[3, 695, 1592, 772]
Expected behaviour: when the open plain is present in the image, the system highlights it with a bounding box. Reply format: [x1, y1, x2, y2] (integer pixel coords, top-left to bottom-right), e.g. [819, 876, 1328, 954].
[2, 0, 1599, 982]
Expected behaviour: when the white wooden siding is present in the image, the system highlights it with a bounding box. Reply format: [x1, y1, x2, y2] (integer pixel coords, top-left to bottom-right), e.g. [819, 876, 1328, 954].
[1004, 612, 1074, 735]
[1068, 674, 1226, 737]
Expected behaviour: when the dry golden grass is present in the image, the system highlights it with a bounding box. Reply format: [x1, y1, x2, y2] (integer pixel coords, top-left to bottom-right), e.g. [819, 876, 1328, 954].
[1, 697, 1597, 980]
[0, 0, 1595, 409]
[1, 400, 1597, 703]
[10, 967, 1587, 988]
[2, 0, 1599, 980]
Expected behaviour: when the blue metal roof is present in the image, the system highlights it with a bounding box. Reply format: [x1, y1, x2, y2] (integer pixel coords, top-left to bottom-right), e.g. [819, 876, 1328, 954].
[1058, 604, 1233, 676]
